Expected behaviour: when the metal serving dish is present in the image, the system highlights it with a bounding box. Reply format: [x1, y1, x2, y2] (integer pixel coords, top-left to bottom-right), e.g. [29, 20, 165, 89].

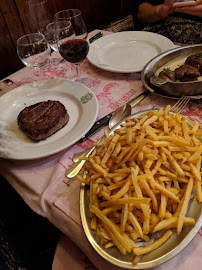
[80, 110, 202, 269]
[141, 44, 202, 98]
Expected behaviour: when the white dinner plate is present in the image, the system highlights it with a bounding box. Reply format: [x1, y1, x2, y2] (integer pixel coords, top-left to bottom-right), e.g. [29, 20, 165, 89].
[87, 31, 175, 73]
[0, 80, 98, 160]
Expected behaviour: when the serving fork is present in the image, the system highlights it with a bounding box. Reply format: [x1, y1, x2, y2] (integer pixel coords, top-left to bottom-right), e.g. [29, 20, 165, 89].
[170, 96, 190, 114]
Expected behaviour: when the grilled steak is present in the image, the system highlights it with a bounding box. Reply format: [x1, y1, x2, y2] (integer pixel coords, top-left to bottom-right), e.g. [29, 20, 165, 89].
[17, 100, 69, 141]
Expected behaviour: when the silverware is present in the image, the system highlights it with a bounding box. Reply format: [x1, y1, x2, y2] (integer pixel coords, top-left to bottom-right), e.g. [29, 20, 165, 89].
[66, 102, 133, 178]
[83, 90, 150, 139]
[170, 95, 190, 113]
[89, 32, 103, 44]
[72, 103, 132, 163]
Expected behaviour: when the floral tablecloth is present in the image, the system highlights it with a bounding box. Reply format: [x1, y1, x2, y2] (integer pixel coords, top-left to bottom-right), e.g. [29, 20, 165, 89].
[0, 30, 201, 270]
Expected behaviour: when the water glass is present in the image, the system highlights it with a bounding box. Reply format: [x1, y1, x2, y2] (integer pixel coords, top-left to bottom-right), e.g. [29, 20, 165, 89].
[44, 22, 58, 52]
[17, 33, 51, 84]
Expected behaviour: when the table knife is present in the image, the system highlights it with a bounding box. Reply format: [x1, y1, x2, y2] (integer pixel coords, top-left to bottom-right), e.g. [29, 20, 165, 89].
[84, 90, 150, 139]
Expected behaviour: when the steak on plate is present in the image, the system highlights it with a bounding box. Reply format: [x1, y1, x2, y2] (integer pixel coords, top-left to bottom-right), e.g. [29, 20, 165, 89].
[17, 100, 69, 141]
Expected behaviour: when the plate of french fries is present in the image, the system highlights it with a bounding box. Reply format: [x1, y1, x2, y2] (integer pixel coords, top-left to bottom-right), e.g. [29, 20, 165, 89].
[78, 106, 202, 268]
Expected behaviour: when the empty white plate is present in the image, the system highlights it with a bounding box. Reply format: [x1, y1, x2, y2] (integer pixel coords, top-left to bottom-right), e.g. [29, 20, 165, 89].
[87, 31, 174, 73]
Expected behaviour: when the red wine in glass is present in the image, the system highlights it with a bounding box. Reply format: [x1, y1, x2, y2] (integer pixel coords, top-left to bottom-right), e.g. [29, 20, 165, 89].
[59, 39, 89, 64]
[55, 10, 89, 78]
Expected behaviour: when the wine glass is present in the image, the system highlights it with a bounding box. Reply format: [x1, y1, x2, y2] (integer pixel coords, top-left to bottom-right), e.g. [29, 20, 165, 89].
[26, 0, 51, 34]
[44, 22, 58, 52]
[17, 32, 51, 86]
[54, 9, 89, 77]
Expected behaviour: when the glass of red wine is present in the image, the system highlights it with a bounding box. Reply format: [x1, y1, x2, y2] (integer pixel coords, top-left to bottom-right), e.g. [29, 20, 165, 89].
[54, 9, 89, 78]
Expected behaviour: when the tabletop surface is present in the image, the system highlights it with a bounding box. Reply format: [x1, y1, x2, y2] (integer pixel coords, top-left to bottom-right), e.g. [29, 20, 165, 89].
[0, 30, 201, 270]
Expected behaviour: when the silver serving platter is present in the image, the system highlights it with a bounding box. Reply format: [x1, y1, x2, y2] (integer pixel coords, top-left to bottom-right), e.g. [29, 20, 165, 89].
[141, 44, 202, 99]
[80, 110, 202, 269]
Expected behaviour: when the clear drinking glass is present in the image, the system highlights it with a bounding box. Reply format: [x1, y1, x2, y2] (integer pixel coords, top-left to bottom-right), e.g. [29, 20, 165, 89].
[17, 33, 51, 85]
[54, 9, 89, 78]
[44, 22, 58, 52]
[26, 0, 52, 34]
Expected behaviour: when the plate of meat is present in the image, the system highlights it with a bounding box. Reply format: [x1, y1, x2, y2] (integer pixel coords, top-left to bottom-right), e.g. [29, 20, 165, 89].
[141, 44, 202, 98]
[0, 79, 98, 160]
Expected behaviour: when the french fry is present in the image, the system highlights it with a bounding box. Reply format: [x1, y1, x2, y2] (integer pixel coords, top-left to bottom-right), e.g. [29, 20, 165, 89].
[128, 212, 143, 238]
[177, 178, 193, 234]
[188, 144, 202, 163]
[133, 230, 173, 255]
[109, 177, 132, 202]
[153, 217, 195, 232]
[91, 205, 132, 253]
[143, 115, 158, 127]
[103, 224, 126, 255]
[102, 205, 122, 215]
[132, 256, 142, 266]
[89, 156, 108, 177]
[159, 183, 167, 220]
[75, 107, 202, 262]
[120, 193, 129, 233]
[154, 182, 180, 203]
[190, 163, 201, 182]
[195, 156, 202, 203]
[141, 178, 158, 213]
[167, 155, 185, 177]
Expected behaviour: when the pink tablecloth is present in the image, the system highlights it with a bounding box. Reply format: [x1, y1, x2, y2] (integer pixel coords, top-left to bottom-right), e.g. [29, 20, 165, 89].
[0, 30, 201, 270]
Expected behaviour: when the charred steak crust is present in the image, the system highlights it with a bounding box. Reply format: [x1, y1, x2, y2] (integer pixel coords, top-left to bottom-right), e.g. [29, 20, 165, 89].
[17, 100, 69, 141]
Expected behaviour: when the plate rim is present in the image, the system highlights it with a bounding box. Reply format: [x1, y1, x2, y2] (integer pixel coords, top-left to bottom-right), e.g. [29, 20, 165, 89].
[80, 109, 202, 269]
[87, 31, 175, 73]
[0, 79, 99, 160]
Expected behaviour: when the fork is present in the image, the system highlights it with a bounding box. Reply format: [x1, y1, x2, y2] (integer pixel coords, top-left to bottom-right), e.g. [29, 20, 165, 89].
[170, 96, 190, 114]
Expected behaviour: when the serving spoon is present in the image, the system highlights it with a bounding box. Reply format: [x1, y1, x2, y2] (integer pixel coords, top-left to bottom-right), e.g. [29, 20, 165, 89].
[66, 103, 132, 178]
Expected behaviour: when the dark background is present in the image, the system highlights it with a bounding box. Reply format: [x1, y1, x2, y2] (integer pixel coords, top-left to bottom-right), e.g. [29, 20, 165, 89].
[0, 0, 134, 80]
[0, 174, 60, 269]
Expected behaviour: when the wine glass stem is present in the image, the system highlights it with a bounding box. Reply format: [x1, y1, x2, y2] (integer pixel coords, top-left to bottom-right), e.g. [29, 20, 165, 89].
[75, 63, 80, 77]
[39, 68, 45, 80]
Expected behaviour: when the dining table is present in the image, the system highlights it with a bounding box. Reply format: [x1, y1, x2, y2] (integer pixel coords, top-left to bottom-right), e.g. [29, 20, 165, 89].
[0, 29, 201, 270]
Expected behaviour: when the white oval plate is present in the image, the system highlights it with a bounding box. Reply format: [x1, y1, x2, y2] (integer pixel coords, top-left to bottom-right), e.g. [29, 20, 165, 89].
[87, 31, 175, 73]
[0, 80, 98, 160]
[80, 110, 202, 269]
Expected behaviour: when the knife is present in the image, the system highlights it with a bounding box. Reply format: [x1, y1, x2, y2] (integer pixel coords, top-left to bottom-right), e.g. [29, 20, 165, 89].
[84, 90, 150, 139]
